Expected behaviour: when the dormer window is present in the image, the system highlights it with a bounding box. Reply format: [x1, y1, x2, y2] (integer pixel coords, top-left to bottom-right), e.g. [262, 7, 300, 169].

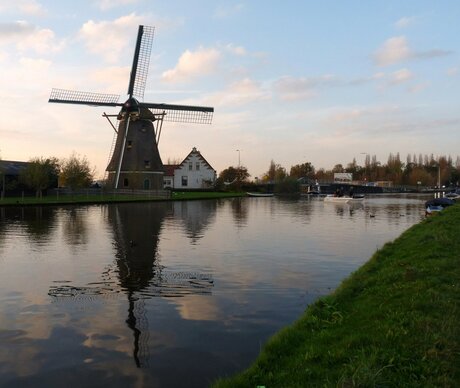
[127, 141, 132, 149]
[144, 160, 151, 168]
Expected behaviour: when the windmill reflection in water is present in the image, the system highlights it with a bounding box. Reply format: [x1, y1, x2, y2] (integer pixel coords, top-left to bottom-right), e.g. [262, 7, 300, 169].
[48, 203, 214, 368]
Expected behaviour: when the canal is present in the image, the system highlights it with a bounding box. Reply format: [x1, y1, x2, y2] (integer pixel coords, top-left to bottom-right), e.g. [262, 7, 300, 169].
[0, 195, 428, 387]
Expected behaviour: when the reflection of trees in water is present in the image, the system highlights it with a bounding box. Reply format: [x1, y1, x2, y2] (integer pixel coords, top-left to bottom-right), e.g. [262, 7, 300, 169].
[48, 202, 214, 368]
[0, 206, 57, 246]
[230, 197, 248, 227]
[62, 207, 89, 246]
[172, 200, 217, 243]
[269, 197, 315, 224]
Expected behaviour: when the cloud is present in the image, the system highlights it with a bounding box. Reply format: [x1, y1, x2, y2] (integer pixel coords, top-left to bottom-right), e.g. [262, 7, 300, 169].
[373, 36, 451, 66]
[18, 27, 64, 54]
[0, 21, 35, 40]
[373, 36, 411, 66]
[395, 16, 415, 29]
[0, 0, 46, 16]
[208, 78, 270, 106]
[79, 13, 144, 63]
[225, 43, 246, 56]
[0, 21, 64, 54]
[273, 75, 339, 101]
[89, 66, 130, 93]
[162, 47, 221, 83]
[407, 82, 430, 94]
[348, 72, 385, 85]
[389, 68, 413, 84]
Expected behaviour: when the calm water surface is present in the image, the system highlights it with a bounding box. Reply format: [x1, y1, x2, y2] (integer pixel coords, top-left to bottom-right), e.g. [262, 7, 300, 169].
[0, 195, 428, 387]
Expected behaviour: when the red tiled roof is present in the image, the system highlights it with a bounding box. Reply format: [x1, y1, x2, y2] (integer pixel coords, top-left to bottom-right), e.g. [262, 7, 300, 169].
[163, 164, 179, 176]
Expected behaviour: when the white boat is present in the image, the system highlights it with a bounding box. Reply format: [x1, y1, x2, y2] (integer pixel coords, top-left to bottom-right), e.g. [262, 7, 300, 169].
[324, 194, 365, 203]
[246, 192, 274, 197]
[445, 192, 460, 200]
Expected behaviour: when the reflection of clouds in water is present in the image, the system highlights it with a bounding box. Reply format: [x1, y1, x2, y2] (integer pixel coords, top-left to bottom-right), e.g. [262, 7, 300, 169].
[0, 325, 148, 386]
[0, 329, 44, 378]
[0, 196, 428, 386]
[174, 295, 221, 321]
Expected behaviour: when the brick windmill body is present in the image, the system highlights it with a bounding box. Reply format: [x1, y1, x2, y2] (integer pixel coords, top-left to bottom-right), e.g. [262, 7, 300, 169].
[49, 25, 213, 190]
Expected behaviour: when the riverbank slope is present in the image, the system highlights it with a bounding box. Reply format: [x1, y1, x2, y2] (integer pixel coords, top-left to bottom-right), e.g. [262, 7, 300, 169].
[214, 204, 460, 387]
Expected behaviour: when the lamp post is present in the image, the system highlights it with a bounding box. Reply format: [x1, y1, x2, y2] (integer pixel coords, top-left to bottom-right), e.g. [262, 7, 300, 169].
[360, 152, 369, 183]
[236, 149, 242, 185]
[236, 149, 241, 168]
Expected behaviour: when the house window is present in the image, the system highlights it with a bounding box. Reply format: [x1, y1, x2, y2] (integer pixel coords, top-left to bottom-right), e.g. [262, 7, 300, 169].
[143, 179, 150, 190]
[123, 178, 129, 187]
[127, 141, 132, 149]
[144, 160, 151, 168]
[181, 176, 188, 186]
[196, 162, 200, 171]
[188, 162, 192, 171]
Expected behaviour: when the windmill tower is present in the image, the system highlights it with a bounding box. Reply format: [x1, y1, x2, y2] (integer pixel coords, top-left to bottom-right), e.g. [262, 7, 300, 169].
[49, 25, 214, 190]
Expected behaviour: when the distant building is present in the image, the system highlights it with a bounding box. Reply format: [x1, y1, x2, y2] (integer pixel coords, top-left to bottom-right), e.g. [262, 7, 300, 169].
[334, 172, 353, 182]
[163, 147, 216, 189]
[374, 181, 393, 188]
[163, 164, 178, 189]
[0, 160, 29, 195]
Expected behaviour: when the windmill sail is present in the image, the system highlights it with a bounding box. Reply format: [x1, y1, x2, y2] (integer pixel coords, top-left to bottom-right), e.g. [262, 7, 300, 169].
[127, 25, 155, 101]
[48, 24, 214, 191]
[146, 103, 214, 124]
[49, 88, 121, 107]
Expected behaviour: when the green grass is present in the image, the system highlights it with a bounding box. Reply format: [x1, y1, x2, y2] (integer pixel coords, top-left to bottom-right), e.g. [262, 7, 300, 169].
[0, 191, 245, 206]
[213, 204, 460, 388]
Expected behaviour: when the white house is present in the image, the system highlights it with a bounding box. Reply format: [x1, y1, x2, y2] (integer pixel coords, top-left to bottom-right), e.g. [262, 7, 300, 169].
[163, 147, 216, 189]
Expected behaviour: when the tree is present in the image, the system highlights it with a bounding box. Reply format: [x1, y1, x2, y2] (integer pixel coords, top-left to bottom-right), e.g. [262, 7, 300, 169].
[166, 157, 182, 165]
[219, 166, 250, 183]
[263, 160, 286, 182]
[20, 157, 60, 197]
[289, 162, 315, 179]
[60, 153, 94, 190]
[274, 177, 300, 194]
[332, 164, 344, 173]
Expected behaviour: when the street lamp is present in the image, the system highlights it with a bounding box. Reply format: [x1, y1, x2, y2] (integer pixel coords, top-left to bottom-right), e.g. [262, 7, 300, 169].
[236, 149, 241, 168]
[360, 152, 369, 183]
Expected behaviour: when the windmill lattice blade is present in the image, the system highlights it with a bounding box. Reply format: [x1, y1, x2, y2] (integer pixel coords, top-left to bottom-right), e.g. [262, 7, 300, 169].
[127, 25, 155, 101]
[49, 88, 121, 106]
[143, 103, 214, 124]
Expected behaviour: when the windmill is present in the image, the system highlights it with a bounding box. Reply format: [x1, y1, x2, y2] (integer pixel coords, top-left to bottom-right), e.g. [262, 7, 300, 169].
[49, 25, 214, 190]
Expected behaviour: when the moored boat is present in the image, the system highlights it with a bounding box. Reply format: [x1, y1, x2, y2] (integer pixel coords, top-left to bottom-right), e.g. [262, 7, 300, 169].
[324, 194, 364, 203]
[246, 192, 274, 197]
[425, 197, 454, 216]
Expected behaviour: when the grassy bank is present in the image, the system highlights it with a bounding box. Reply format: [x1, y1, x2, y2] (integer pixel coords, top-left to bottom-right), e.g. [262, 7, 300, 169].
[214, 205, 460, 387]
[0, 191, 245, 206]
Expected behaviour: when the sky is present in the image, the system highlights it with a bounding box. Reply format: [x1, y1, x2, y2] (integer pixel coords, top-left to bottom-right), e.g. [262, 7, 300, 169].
[1, 0, 459, 179]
